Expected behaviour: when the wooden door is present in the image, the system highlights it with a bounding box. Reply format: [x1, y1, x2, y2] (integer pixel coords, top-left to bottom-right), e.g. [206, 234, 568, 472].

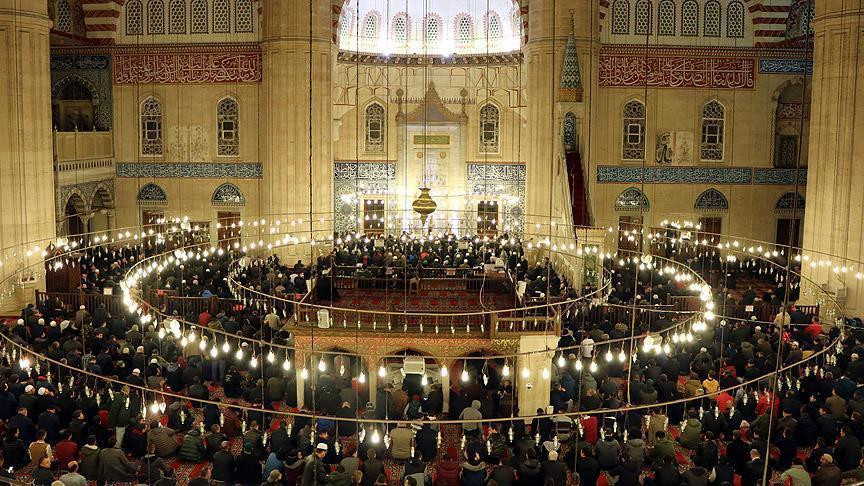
[776, 218, 801, 249]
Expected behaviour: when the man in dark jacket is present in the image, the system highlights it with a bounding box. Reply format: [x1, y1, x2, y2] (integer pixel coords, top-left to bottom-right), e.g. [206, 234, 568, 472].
[301, 443, 329, 486]
[212, 441, 236, 484]
[575, 446, 600, 486]
[541, 450, 567, 486]
[834, 426, 862, 471]
[812, 454, 843, 486]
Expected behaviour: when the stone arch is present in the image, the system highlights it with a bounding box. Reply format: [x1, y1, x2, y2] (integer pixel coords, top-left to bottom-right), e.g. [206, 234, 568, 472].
[614, 187, 650, 211]
[211, 182, 245, 206]
[64, 191, 88, 236]
[694, 188, 729, 212]
[136, 183, 168, 204]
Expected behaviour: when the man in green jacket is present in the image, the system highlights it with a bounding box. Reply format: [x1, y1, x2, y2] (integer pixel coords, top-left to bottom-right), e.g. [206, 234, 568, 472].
[780, 458, 812, 486]
[650, 431, 676, 464]
[107, 386, 132, 446]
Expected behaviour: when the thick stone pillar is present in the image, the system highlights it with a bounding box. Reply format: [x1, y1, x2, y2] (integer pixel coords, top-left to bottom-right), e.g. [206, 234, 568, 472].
[0, 1, 56, 312]
[524, 0, 597, 222]
[260, 0, 333, 242]
[802, 1, 864, 313]
[516, 335, 556, 418]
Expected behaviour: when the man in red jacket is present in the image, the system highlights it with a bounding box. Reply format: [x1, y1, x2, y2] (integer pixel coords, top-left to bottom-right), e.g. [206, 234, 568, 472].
[54, 429, 79, 470]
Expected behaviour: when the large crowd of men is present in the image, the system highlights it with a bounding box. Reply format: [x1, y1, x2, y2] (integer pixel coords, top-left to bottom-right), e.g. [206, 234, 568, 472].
[0, 234, 854, 486]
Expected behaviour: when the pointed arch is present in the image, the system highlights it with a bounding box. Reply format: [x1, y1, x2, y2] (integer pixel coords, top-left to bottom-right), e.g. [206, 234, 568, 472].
[479, 103, 500, 154]
[694, 188, 729, 212]
[212, 183, 245, 206]
[365, 101, 385, 153]
[615, 187, 649, 211]
[140, 96, 163, 156]
[217, 96, 239, 156]
[775, 192, 805, 212]
[622, 99, 646, 160]
[700, 99, 725, 161]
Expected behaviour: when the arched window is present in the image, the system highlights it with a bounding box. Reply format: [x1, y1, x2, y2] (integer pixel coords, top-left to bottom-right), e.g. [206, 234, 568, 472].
[615, 187, 650, 211]
[236, 0, 253, 33]
[563, 112, 577, 151]
[786, 0, 813, 39]
[727, 1, 744, 37]
[694, 188, 729, 211]
[190, 0, 207, 33]
[217, 97, 239, 156]
[147, 0, 165, 34]
[424, 15, 441, 44]
[126, 0, 143, 35]
[339, 9, 353, 41]
[212, 183, 245, 205]
[775, 192, 805, 211]
[456, 14, 473, 46]
[622, 100, 646, 160]
[635, 0, 652, 35]
[681, 0, 698, 36]
[611, 0, 630, 35]
[510, 9, 521, 38]
[137, 183, 167, 203]
[365, 103, 385, 153]
[701, 100, 725, 161]
[392, 13, 410, 46]
[704, 0, 721, 37]
[140, 97, 163, 156]
[363, 12, 379, 39]
[213, 0, 230, 33]
[658, 0, 675, 36]
[168, 0, 186, 34]
[56, 0, 72, 32]
[479, 104, 500, 153]
[486, 12, 502, 40]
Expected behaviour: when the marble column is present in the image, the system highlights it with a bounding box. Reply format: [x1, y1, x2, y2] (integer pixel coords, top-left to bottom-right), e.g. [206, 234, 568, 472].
[260, 0, 334, 248]
[523, 0, 597, 222]
[0, 1, 56, 313]
[802, 0, 864, 314]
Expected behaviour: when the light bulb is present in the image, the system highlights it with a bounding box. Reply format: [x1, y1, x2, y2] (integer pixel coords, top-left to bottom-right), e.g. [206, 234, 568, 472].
[222, 341, 230, 353]
[300, 368, 309, 380]
[318, 359, 326, 372]
[557, 354, 565, 367]
[180, 337, 188, 347]
[358, 372, 366, 384]
[199, 340, 206, 351]
[605, 350, 613, 362]
[282, 359, 291, 371]
[209, 347, 217, 358]
[378, 365, 387, 377]
[235, 349, 243, 360]
[440, 365, 448, 377]
[575, 360, 583, 371]
[370, 429, 381, 444]
[502, 364, 510, 377]
[589, 361, 597, 373]
[421, 375, 429, 386]
[149, 402, 160, 414]
[521, 367, 530, 379]
[542, 368, 549, 379]
[618, 349, 626, 362]
[188, 331, 196, 342]
[267, 351, 275, 363]
[461, 369, 469, 382]
[250, 356, 258, 368]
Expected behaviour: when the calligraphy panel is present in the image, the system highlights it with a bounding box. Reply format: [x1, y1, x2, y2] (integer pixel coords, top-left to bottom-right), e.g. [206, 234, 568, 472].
[113, 52, 262, 84]
[598, 55, 755, 89]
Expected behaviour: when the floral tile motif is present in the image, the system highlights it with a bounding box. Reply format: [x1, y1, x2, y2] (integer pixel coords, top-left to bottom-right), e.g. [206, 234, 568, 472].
[116, 162, 263, 178]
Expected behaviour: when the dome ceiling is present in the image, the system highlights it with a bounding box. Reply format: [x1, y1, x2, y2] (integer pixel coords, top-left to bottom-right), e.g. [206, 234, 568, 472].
[338, 0, 522, 56]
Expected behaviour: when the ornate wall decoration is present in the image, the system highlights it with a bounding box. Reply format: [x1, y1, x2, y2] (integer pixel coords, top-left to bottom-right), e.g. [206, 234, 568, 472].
[597, 166, 753, 184]
[754, 168, 808, 185]
[167, 126, 208, 161]
[694, 188, 729, 212]
[50, 55, 113, 130]
[113, 52, 262, 84]
[136, 183, 168, 204]
[759, 59, 813, 74]
[333, 161, 397, 234]
[614, 187, 650, 211]
[467, 163, 526, 235]
[116, 162, 263, 178]
[57, 179, 116, 222]
[211, 183, 246, 206]
[598, 55, 755, 89]
[775, 191, 805, 213]
[655, 131, 695, 165]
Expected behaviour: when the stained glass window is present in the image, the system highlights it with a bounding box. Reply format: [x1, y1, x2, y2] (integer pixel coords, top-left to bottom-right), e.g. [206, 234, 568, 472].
[168, 0, 186, 34]
[658, 0, 675, 36]
[213, 0, 229, 33]
[479, 104, 500, 153]
[56, 0, 72, 32]
[704, 0, 721, 37]
[140, 97, 163, 156]
[147, 0, 165, 34]
[236, 0, 253, 33]
[365, 103, 385, 153]
[190, 0, 207, 33]
[701, 100, 725, 161]
[727, 1, 744, 37]
[611, 0, 630, 35]
[635, 0, 652, 35]
[622, 100, 645, 160]
[694, 189, 729, 210]
[126, 0, 143, 35]
[681, 0, 698, 36]
[217, 98, 239, 156]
